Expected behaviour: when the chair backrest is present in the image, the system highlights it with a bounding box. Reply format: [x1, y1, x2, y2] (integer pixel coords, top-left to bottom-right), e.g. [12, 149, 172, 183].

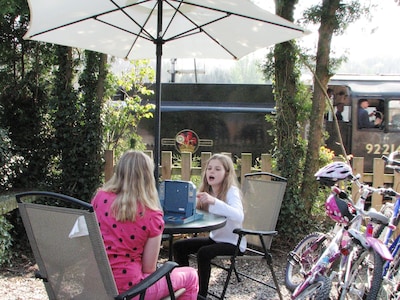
[16, 191, 118, 300]
[242, 173, 287, 249]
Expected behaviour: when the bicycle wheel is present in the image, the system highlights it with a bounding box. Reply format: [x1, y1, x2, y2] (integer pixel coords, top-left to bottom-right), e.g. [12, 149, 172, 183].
[294, 275, 332, 300]
[378, 248, 400, 300]
[340, 247, 384, 300]
[285, 232, 328, 292]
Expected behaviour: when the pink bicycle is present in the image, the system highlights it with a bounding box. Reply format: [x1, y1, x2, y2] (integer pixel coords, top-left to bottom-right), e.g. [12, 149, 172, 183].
[285, 162, 393, 299]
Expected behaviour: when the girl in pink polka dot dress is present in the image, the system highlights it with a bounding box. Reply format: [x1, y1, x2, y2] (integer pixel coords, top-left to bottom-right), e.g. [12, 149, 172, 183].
[92, 150, 199, 299]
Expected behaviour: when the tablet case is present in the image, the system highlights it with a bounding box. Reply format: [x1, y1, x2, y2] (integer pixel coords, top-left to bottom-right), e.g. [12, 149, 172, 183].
[159, 180, 204, 224]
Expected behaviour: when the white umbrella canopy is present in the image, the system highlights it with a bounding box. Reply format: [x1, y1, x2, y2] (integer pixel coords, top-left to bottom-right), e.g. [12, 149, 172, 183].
[24, 0, 309, 179]
[24, 0, 307, 60]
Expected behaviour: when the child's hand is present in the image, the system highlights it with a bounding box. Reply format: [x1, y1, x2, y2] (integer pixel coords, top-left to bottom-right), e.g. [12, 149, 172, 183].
[197, 192, 216, 207]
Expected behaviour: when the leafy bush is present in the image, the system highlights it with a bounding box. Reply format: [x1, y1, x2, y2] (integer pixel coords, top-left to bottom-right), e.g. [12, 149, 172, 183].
[0, 128, 26, 190]
[0, 215, 13, 266]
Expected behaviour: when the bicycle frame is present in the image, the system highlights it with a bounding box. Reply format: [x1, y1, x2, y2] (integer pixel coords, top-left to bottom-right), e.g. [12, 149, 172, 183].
[291, 171, 393, 299]
[291, 224, 344, 299]
[347, 184, 393, 262]
[338, 181, 393, 299]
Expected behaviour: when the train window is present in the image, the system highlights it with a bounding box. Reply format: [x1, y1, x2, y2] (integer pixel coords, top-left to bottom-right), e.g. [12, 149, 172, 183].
[388, 100, 400, 131]
[357, 99, 384, 129]
[327, 85, 351, 122]
[333, 104, 350, 122]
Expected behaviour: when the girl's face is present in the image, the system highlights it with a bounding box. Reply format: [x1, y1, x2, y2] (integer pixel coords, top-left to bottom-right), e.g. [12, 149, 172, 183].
[206, 159, 226, 187]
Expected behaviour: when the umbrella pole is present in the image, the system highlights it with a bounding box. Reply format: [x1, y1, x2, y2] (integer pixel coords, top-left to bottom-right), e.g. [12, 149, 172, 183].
[154, 0, 163, 185]
[154, 51, 162, 185]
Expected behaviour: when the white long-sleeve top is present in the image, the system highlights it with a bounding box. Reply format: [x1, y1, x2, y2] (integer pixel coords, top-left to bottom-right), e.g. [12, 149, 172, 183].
[208, 186, 247, 252]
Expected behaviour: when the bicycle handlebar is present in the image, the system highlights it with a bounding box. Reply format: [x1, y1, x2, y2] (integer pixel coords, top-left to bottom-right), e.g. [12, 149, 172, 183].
[388, 150, 400, 162]
[354, 184, 400, 198]
[382, 151, 400, 172]
[332, 185, 391, 226]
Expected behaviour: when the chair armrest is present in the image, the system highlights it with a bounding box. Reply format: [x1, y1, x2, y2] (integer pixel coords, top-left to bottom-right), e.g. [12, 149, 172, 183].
[233, 228, 278, 236]
[244, 172, 287, 182]
[115, 261, 178, 300]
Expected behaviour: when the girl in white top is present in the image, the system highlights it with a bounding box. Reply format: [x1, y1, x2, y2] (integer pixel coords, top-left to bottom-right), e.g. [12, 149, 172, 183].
[173, 154, 246, 297]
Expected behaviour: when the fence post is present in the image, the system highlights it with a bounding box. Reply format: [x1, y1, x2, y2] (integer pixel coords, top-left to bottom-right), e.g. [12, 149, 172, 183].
[394, 171, 400, 194]
[352, 157, 364, 200]
[240, 153, 252, 186]
[144, 150, 153, 159]
[181, 152, 192, 181]
[201, 152, 212, 175]
[104, 150, 114, 182]
[162, 151, 172, 180]
[372, 157, 385, 209]
[261, 153, 272, 173]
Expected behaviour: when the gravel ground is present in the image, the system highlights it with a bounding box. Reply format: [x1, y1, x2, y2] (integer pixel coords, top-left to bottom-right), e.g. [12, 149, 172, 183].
[0, 245, 292, 300]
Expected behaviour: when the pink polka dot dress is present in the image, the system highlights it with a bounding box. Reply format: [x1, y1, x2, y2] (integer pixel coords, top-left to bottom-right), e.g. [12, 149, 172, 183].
[92, 190, 164, 293]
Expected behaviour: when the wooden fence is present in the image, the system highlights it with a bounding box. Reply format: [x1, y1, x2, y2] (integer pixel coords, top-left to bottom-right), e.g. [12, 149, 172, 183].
[104, 150, 272, 184]
[105, 150, 400, 210]
[1, 151, 399, 216]
[352, 156, 400, 209]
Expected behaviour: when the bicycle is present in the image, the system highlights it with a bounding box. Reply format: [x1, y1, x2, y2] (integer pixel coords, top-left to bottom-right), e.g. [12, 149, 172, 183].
[285, 161, 393, 299]
[373, 151, 400, 300]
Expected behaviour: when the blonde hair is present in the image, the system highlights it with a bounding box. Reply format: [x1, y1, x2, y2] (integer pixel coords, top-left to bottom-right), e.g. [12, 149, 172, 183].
[102, 150, 161, 222]
[199, 154, 239, 202]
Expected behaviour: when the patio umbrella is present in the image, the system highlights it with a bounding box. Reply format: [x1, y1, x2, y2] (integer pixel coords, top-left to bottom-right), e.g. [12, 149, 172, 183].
[23, 0, 309, 180]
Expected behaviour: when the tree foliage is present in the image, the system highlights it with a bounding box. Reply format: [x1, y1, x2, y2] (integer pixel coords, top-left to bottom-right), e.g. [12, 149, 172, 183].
[0, 1, 108, 199]
[76, 52, 107, 199]
[261, 0, 312, 245]
[0, 0, 57, 190]
[48, 47, 109, 200]
[263, 0, 368, 244]
[103, 60, 155, 158]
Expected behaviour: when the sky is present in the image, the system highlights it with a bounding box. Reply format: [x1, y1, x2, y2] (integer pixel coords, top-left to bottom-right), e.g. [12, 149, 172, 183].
[255, 0, 400, 63]
[308, 1, 400, 61]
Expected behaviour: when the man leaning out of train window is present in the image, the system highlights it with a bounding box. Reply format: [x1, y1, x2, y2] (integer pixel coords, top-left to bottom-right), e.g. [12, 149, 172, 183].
[358, 99, 382, 129]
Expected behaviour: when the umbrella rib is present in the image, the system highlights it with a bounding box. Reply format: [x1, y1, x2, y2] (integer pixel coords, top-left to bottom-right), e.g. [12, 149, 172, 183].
[109, 0, 156, 41]
[165, 18, 239, 59]
[161, 0, 182, 40]
[95, 18, 153, 43]
[29, 0, 155, 45]
[162, 1, 238, 59]
[106, 0, 161, 58]
[172, 0, 306, 33]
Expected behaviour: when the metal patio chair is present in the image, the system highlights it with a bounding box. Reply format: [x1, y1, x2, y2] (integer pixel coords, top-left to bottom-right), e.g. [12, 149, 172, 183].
[16, 191, 184, 300]
[209, 172, 287, 300]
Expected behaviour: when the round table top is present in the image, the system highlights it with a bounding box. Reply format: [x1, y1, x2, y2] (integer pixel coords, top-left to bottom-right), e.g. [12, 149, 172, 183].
[163, 210, 227, 234]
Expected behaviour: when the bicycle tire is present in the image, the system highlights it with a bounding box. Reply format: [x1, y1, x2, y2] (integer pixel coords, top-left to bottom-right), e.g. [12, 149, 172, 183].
[340, 247, 384, 300]
[294, 275, 332, 300]
[285, 232, 328, 292]
[373, 203, 399, 243]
